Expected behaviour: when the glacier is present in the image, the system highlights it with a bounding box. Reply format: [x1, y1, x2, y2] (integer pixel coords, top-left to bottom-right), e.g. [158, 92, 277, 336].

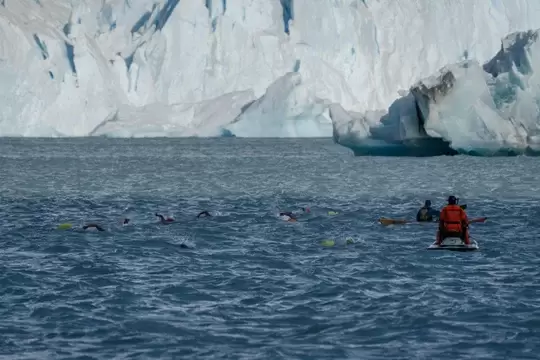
[335, 29, 540, 156]
[1, 0, 540, 155]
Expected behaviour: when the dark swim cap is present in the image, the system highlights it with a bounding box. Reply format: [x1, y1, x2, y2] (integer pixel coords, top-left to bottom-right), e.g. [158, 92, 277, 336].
[448, 196, 457, 205]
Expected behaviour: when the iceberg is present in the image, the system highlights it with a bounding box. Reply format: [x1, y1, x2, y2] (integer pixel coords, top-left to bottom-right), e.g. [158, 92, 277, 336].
[412, 60, 533, 155]
[1, 0, 540, 149]
[90, 90, 255, 137]
[226, 72, 332, 137]
[335, 29, 540, 156]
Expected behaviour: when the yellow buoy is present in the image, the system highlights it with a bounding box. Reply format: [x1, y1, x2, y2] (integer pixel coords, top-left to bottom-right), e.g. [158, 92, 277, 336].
[57, 223, 72, 230]
[321, 239, 335, 247]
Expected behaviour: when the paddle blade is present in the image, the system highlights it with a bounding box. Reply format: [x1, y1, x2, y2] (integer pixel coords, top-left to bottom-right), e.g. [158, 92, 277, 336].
[379, 218, 408, 225]
[469, 217, 487, 224]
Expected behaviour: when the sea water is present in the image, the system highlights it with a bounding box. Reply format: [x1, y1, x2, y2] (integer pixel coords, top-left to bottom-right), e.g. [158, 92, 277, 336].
[1, 138, 539, 359]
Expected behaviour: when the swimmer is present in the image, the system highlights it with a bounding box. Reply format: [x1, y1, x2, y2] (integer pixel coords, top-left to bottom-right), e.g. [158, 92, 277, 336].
[279, 207, 309, 221]
[122, 218, 130, 225]
[155, 213, 174, 224]
[83, 223, 105, 231]
[279, 211, 297, 221]
[197, 211, 212, 218]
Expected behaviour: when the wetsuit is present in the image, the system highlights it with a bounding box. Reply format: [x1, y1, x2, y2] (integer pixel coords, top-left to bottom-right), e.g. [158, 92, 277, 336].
[155, 213, 174, 224]
[83, 223, 105, 231]
[279, 212, 296, 221]
[416, 206, 439, 222]
[197, 211, 212, 218]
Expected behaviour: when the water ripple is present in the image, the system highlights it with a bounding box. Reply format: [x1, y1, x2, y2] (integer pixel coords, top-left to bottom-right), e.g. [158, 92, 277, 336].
[1, 138, 539, 359]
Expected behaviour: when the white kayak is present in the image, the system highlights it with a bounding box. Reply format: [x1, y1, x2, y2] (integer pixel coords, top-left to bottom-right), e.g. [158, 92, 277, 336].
[427, 237, 479, 252]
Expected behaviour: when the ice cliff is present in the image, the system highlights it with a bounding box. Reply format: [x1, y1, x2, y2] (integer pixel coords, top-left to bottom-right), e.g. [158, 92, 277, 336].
[334, 29, 540, 156]
[1, 0, 540, 155]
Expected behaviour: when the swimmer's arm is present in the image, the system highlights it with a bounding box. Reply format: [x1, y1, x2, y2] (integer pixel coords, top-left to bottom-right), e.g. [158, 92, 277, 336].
[155, 213, 165, 221]
[83, 224, 105, 231]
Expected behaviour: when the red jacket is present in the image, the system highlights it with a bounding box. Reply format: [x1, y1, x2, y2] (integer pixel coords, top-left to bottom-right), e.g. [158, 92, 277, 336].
[439, 204, 468, 233]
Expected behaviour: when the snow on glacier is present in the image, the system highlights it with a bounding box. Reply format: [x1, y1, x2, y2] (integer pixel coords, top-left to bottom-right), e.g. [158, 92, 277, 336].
[1, 0, 540, 140]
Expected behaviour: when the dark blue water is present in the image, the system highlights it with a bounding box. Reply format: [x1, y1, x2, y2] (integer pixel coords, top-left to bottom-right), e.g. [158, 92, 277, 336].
[1, 138, 540, 359]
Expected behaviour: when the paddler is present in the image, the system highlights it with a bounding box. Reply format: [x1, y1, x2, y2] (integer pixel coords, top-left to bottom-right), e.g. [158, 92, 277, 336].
[416, 200, 439, 222]
[437, 196, 470, 244]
